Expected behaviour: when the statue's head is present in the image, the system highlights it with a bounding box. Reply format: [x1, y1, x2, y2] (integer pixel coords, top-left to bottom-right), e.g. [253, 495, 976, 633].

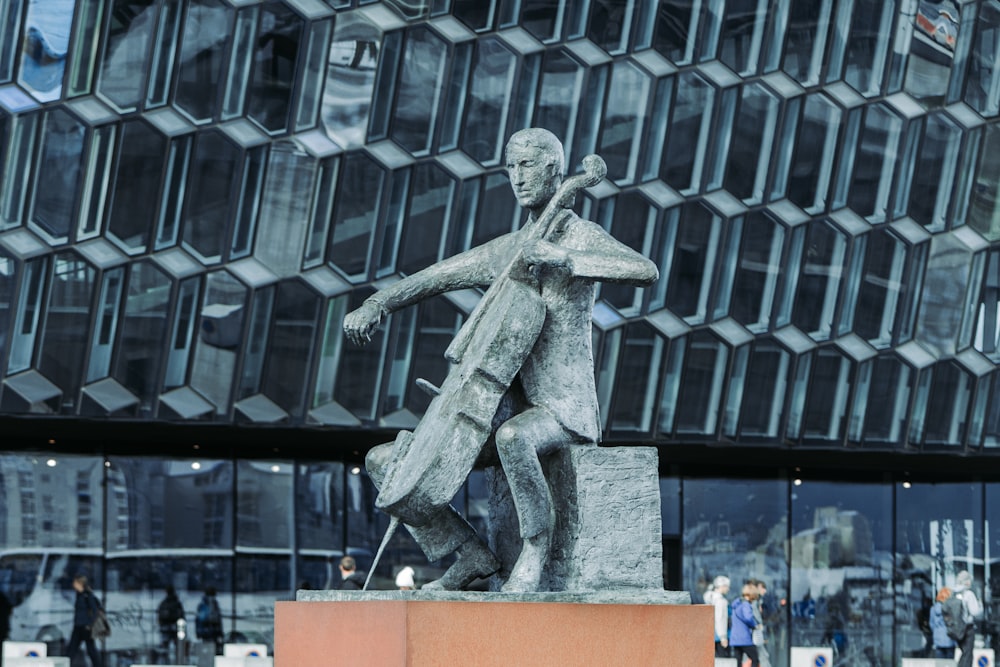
[505, 128, 564, 211]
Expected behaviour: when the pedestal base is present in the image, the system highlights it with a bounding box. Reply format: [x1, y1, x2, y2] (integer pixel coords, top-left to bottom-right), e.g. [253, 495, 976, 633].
[276, 592, 711, 666]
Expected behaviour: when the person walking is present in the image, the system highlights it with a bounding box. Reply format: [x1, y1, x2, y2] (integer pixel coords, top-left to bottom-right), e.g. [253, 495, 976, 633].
[195, 586, 223, 652]
[731, 583, 760, 667]
[157, 585, 185, 660]
[66, 575, 103, 667]
[704, 575, 731, 657]
[954, 570, 982, 667]
[930, 586, 956, 659]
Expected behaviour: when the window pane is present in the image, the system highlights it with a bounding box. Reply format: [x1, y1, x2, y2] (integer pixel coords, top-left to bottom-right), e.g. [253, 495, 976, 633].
[665, 202, 720, 324]
[662, 71, 712, 194]
[182, 130, 238, 263]
[18, 0, 76, 102]
[247, 3, 302, 134]
[296, 462, 345, 553]
[739, 340, 789, 439]
[98, 0, 157, 110]
[792, 221, 846, 340]
[675, 330, 727, 435]
[791, 480, 892, 665]
[462, 36, 517, 165]
[329, 152, 384, 279]
[683, 476, 788, 659]
[261, 280, 318, 419]
[922, 362, 972, 447]
[390, 27, 447, 155]
[855, 230, 905, 346]
[114, 262, 171, 415]
[718, 0, 768, 76]
[599, 60, 650, 185]
[399, 162, 454, 274]
[108, 120, 167, 253]
[725, 83, 779, 204]
[895, 482, 983, 663]
[609, 322, 665, 434]
[533, 49, 583, 152]
[321, 14, 379, 149]
[801, 348, 851, 442]
[731, 212, 782, 332]
[174, 0, 230, 122]
[190, 271, 247, 416]
[964, 1, 1000, 117]
[31, 109, 85, 241]
[780, 0, 834, 86]
[38, 254, 95, 411]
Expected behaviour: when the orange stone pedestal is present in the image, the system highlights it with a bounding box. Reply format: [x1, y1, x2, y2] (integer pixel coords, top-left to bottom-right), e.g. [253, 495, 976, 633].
[275, 597, 712, 667]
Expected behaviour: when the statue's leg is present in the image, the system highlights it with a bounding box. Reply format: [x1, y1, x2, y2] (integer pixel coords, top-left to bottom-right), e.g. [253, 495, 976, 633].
[494, 409, 574, 593]
[366, 441, 498, 589]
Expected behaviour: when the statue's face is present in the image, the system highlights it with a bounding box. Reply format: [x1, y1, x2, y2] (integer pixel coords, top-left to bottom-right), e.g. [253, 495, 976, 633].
[505, 144, 561, 210]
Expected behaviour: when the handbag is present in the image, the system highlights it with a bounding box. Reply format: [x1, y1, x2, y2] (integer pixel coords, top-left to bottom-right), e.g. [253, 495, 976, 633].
[91, 610, 112, 640]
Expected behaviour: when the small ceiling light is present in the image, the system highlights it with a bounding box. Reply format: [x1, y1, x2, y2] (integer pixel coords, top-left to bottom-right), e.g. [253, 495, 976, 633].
[191, 462, 202, 471]
[350, 466, 361, 475]
[270, 465, 281, 473]
[793, 478, 802, 486]
[902, 481, 912, 489]
[47, 439, 56, 445]
[45, 459, 57, 468]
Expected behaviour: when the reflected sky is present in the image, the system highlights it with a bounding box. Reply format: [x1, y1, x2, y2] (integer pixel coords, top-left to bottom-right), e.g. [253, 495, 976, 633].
[19, 0, 76, 102]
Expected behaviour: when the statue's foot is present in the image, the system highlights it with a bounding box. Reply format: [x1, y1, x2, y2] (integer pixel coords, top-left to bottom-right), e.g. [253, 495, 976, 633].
[422, 540, 499, 591]
[500, 532, 550, 593]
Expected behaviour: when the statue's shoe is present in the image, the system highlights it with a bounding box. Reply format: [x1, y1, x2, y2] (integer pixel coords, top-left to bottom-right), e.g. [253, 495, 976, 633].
[422, 541, 500, 591]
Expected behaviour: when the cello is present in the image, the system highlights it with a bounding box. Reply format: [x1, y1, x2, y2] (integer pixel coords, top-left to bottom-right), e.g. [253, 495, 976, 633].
[373, 154, 607, 526]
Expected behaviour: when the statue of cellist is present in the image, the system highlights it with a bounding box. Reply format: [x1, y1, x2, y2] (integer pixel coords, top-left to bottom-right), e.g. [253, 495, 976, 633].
[343, 128, 658, 592]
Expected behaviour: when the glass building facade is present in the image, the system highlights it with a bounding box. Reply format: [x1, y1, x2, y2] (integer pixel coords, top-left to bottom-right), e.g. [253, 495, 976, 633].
[0, 0, 999, 665]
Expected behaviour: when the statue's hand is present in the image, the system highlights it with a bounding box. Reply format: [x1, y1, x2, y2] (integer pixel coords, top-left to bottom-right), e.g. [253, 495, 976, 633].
[523, 240, 571, 271]
[343, 299, 386, 346]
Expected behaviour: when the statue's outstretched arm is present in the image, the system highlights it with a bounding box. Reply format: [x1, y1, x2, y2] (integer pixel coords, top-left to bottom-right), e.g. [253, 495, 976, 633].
[344, 234, 512, 345]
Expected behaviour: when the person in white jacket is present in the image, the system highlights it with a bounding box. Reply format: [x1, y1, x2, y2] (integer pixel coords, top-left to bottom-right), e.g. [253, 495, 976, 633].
[954, 570, 983, 667]
[704, 575, 732, 656]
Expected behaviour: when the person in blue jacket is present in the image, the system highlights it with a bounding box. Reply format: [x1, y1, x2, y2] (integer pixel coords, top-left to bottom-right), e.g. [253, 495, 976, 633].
[731, 582, 760, 667]
[66, 575, 103, 667]
[930, 586, 957, 658]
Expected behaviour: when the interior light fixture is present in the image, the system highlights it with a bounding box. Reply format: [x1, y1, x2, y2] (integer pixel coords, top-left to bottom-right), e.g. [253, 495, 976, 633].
[45, 459, 57, 468]
[191, 462, 202, 471]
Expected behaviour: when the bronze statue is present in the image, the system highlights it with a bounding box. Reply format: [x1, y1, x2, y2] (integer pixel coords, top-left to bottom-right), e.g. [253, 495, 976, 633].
[343, 128, 658, 592]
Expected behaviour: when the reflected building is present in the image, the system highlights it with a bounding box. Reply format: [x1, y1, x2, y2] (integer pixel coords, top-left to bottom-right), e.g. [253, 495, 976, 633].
[1, 1, 1000, 665]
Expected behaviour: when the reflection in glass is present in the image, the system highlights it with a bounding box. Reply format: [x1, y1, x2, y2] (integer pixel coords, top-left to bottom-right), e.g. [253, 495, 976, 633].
[98, 0, 157, 111]
[920, 362, 972, 447]
[0, 0, 27, 83]
[599, 60, 649, 185]
[964, 1, 1000, 117]
[683, 477, 788, 660]
[0, 254, 15, 366]
[313, 296, 348, 409]
[599, 192, 655, 315]
[329, 152, 384, 280]
[909, 113, 962, 231]
[904, 0, 960, 100]
[790, 221, 846, 341]
[534, 49, 583, 156]
[191, 271, 247, 416]
[462, 37, 517, 165]
[730, 212, 782, 332]
[0, 111, 39, 228]
[322, 13, 379, 149]
[182, 130, 238, 263]
[609, 322, 665, 434]
[38, 254, 95, 410]
[18, 0, 75, 102]
[30, 108, 84, 241]
[86, 267, 124, 383]
[854, 230, 905, 347]
[780, 0, 834, 87]
[801, 348, 851, 442]
[739, 340, 789, 438]
[856, 355, 911, 445]
[237, 461, 291, 549]
[587, 0, 636, 55]
[261, 280, 318, 419]
[114, 262, 170, 415]
[664, 202, 720, 324]
[827, 0, 893, 97]
[174, 0, 231, 123]
[975, 250, 1000, 359]
[8, 257, 47, 374]
[663, 71, 712, 194]
[145, 0, 183, 108]
[334, 290, 387, 420]
[895, 482, 982, 662]
[390, 27, 447, 155]
[247, 4, 302, 134]
[725, 83, 778, 204]
[718, 0, 768, 76]
[406, 299, 461, 416]
[675, 330, 727, 435]
[399, 162, 455, 275]
[296, 462, 344, 552]
[108, 120, 168, 253]
[782, 94, 841, 214]
[841, 104, 906, 223]
[791, 480, 892, 665]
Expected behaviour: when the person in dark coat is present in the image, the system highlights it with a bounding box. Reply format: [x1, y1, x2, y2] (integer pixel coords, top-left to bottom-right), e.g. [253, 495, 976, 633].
[66, 575, 103, 667]
[336, 556, 367, 590]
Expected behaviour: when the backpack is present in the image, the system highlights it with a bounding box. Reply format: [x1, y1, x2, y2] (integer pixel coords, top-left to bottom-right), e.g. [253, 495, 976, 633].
[940, 591, 969, 642]
[196, 597, 221, 636]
